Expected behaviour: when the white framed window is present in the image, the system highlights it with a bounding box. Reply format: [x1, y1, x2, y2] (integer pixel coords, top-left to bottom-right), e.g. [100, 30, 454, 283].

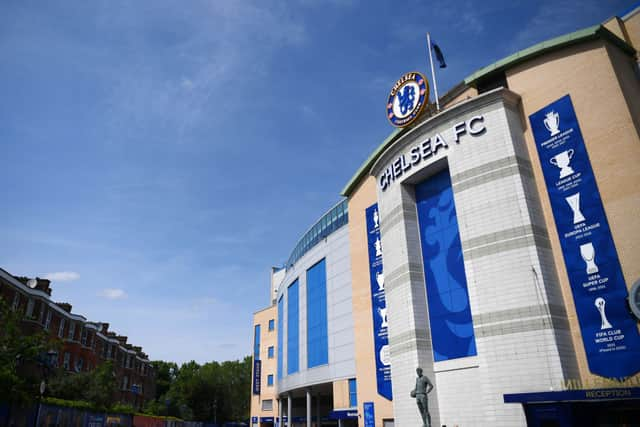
[81, 328, 88, 346]
[58, 318, 66, 338]
[44, 311, 52, 330]
[261, 399, 273, 411]
[12, 292, 20, 311]
[63, 352, 71, 370]
[68, 322, 76, 340]
[75, 357, 84, 372]
[122, 375, 128, 391]
[26, 299, 35, 317]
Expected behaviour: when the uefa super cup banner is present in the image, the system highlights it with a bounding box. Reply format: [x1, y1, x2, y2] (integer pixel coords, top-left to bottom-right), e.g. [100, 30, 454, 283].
[365, 204, 392, 400]
[530, 94, 640, 379]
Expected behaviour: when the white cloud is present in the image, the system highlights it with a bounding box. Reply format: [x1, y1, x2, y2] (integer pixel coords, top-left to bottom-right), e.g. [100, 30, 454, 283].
[43, 271, 80, 282]
[98, 288, 127, 300]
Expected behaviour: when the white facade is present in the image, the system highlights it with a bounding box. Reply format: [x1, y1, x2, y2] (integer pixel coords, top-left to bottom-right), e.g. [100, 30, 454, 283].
[276, 224, 356, 394]
[370, 89, 579, 427]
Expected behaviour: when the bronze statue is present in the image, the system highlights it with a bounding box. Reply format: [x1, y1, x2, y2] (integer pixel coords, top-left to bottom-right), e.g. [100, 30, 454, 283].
[410, 367, 434, 427]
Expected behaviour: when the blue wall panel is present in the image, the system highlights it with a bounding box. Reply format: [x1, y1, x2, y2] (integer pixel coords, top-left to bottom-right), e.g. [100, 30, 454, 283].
[416, 168, 477, 361]
[277, 296, 284, 379]
[307, 259, 328, 368]
[287, 280, 300, 374]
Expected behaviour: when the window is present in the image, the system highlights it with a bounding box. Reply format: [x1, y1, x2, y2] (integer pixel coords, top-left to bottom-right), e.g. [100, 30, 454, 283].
[63, 352, 71, 370]
[58, 318, 66, 338]
[39, 303, 45, 323]
[44, 311, 52, 330]
[277, 296, 284, 379]
[11, 292, 20, 311]
[267, 374, 274, 386]
[26, 299, 35, 317]
[268, 319, 275, 331]
[261, 399, 273, 411]
[306, 259, 328, 368]
[253, 324, 261, 361]
[122, 375, 128, 391]
[68, 322, 76, 340]
[287, 280, 299, 375]
[268, 346, 274, 359]
[348, 378, 357, 408]
[75, 357, 84, 372]
[81, 328, 88, 346]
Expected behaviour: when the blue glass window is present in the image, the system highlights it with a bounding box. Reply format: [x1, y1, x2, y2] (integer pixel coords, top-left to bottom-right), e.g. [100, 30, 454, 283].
[287, 280, 299, 374]
[267, 374, 274, 386]
[268, 319, 275, 331]
[253, 324, 261, 361]
[268, 346, 274, 359]
[277, 296, 284, 379]
[415, 169, 477, 361]
[348, 378, 357, 407]
[306, 259, 328, 368]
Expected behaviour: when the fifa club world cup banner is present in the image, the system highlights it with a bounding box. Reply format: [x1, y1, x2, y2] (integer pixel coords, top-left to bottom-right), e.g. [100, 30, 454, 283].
[365, 204, 392, 400]
[530, 94, 640, 379]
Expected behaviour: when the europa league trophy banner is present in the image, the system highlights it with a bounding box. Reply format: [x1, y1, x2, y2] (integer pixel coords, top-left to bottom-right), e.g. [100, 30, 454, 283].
[529, 94, 640, 379]
[366, 204, 393, 400]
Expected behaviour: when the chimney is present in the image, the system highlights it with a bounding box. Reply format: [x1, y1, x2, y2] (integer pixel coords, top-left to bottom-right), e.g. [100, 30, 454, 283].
[55, 302, 73, 313]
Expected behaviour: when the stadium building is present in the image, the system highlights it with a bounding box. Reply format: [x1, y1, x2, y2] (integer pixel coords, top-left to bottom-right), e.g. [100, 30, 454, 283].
[250, 6, 640, 427]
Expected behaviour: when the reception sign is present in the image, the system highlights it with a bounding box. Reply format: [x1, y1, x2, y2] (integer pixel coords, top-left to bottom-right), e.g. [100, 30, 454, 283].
[529, 94, 640, 379]
[366, 204, 392, 400]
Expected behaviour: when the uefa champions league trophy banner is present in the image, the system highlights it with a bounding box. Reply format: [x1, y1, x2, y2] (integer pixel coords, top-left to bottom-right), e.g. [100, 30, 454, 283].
[366, 204, 393, 399]
[530, 94, 640, 379]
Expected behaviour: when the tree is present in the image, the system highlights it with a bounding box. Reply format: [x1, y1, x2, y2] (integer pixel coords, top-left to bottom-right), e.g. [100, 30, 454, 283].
[0, 297, 50, 404]
[47, 361, 118, 410]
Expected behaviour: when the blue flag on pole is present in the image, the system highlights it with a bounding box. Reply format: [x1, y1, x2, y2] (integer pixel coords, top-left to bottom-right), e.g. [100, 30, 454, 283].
[431, 40, 447, 68]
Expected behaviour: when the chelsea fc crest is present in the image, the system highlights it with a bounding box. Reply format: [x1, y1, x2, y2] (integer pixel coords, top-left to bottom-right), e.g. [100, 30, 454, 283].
[386, 71, 429, 128]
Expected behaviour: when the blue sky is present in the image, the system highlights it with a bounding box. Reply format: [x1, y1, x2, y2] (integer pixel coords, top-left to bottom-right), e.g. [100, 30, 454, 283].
[1, 0, 635, 364]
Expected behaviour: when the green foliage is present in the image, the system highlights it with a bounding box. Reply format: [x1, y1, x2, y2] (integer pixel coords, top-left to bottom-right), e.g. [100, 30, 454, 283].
[47, 361, 118, 410]
[0, 297, 50, 404]
[144, 356, 252, 423]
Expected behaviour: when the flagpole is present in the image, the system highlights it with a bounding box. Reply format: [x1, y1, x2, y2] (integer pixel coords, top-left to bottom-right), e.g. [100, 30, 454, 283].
[426, 32, 440, 111]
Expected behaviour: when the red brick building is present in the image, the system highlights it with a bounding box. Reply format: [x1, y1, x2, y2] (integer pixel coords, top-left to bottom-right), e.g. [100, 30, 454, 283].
[0, 267, 156, 409]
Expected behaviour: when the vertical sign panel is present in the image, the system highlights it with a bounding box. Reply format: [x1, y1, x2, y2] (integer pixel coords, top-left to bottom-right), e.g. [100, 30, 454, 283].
[416, 169, 477, 361]
[366, 204, 392, 400]
[363, 402, 375, 427]
[530, 94, 640, 379]
[253, 359, 261, 395]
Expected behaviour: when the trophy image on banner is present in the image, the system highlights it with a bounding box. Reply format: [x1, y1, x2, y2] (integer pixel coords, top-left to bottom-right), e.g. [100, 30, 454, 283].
[373, 209, 380, 229]
[376, 271, 385, 291]
[543, 110, 561, 136]
[550, 149, 575, 178]
[375, 236, 383, 257]
[580, 242, 599, 274]
[595, 297, 613, 330]
[565, 192, 586, 224]
[378, 306, 388, 328]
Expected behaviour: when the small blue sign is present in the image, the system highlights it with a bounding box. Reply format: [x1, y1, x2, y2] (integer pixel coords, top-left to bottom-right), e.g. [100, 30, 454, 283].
[253, 359, 261, 395]
[529, 94, 640, 379]
[363, 402, 375, 427]
[366, 204, 392, 400]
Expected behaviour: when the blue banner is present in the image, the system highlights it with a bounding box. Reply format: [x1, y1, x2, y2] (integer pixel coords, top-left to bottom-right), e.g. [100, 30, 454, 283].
[363, 402, 375, 427]
[529, 94, 640, 379]
[366, 204, 392, 400]
[253, 359, 261, 395]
